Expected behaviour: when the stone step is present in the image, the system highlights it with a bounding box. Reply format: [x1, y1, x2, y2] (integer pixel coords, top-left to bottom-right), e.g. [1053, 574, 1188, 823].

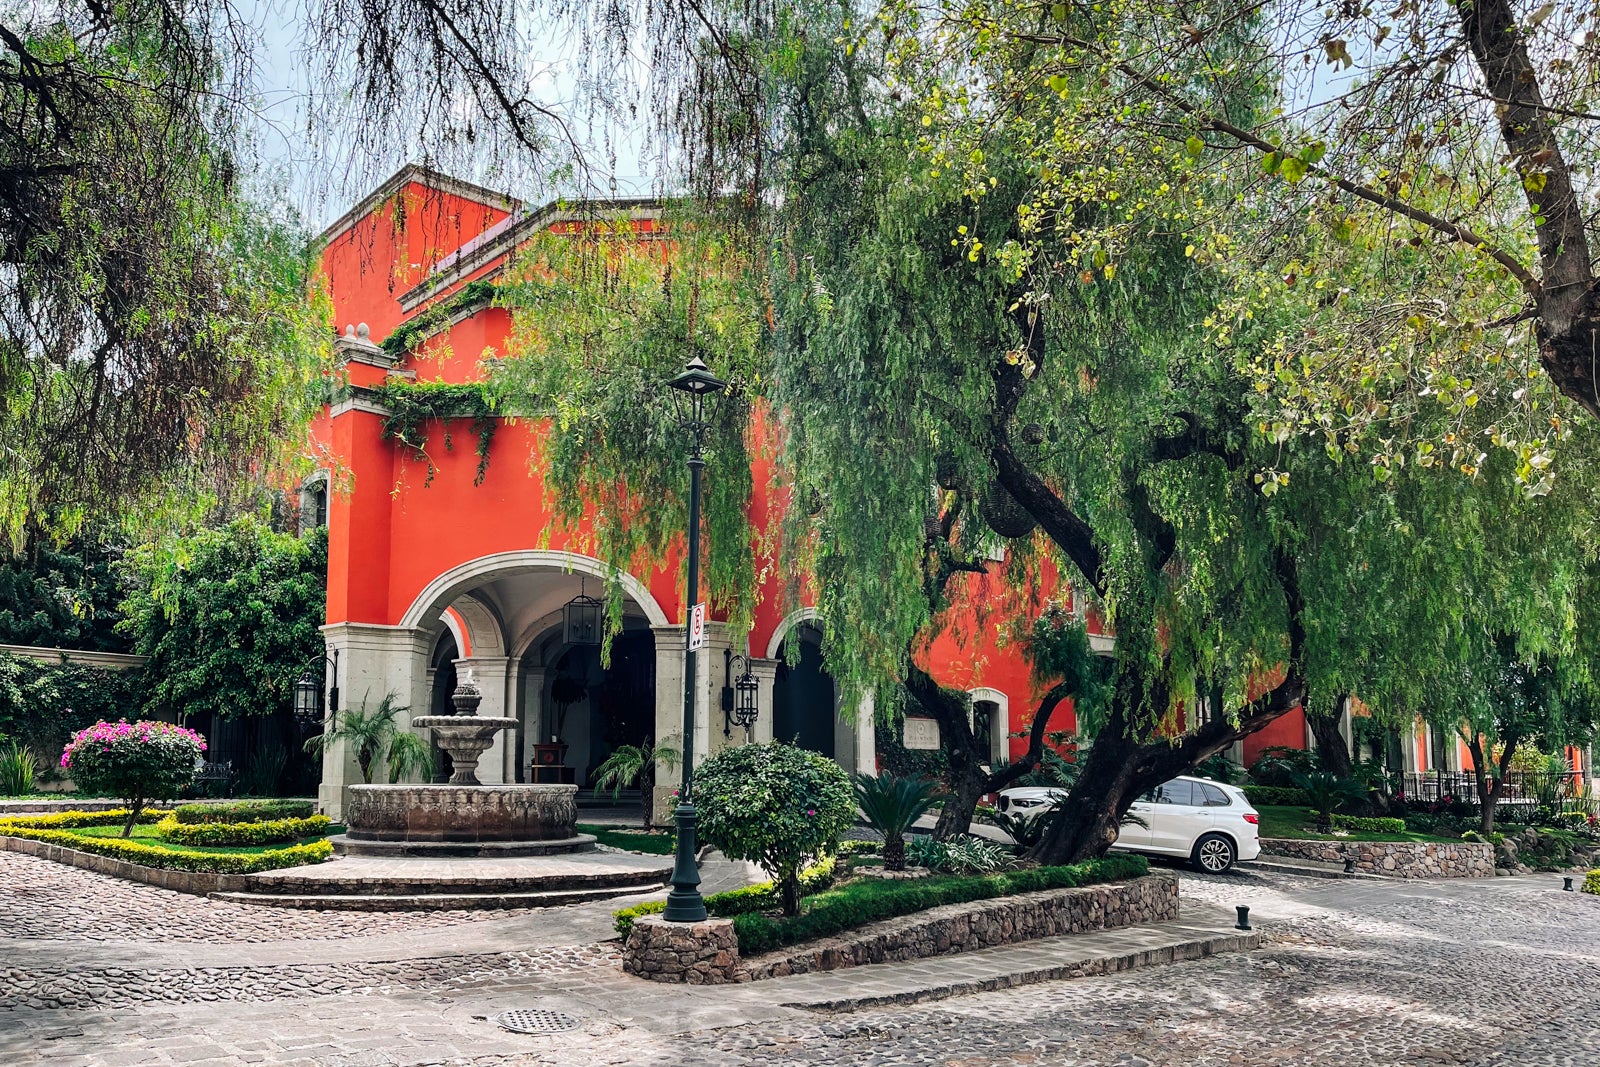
[242, 866, 670, 897]
[209, 884, 641, 911]
[1241, 855, 1376, 880]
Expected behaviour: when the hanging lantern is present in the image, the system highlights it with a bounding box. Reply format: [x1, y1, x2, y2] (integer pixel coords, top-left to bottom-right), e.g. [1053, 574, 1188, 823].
[564, 576, 603, 646]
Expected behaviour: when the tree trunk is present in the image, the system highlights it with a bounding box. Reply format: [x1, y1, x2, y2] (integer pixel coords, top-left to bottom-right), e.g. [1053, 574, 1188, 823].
[883, 834, 906, 872]
[780, 872, 800, 916]
[1030, 729, 1143, 864]
[1307, 696, 1353, 779]
[122, 797, 144, 838]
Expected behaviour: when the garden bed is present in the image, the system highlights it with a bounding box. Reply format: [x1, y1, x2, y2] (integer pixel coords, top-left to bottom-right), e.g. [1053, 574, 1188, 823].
[580, 823, 676, 855]
[623, 867, 1177, 984]
[1255, 805, 1461, 844]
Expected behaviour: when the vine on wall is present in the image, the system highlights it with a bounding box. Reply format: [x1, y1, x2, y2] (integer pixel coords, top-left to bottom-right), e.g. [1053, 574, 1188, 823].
[380, 279, 500, 359]
[369, 381, 501, 485]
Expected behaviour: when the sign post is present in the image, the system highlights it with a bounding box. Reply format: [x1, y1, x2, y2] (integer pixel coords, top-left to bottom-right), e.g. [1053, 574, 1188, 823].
[688, 603, 707, 651]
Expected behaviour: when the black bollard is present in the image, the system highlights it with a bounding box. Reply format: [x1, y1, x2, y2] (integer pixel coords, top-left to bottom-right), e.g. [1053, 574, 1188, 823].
[1563, 876, 1575, 892]
[1235, 904, 1251, 931]
[1343, 857, 1356, 875]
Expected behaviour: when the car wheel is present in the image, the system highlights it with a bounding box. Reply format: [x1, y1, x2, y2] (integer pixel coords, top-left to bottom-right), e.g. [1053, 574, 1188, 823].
[1192, 833, 1236, 874]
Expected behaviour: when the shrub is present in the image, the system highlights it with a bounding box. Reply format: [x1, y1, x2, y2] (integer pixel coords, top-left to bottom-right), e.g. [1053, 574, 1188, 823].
[1247, 746, 1320, 788]
[60, 720, 206, 836]
[907, 833, 1016, 874]
[172, 799, 315, 824]
[1582, 870, 1600, 896]
[853, 772, 940, 871]
[1291, 772, 1365, 832]
[155, 813, 329, 846]
[1243, 785, 1311, 807]
[0, 808, 172, 830]
[613, 855, 840, 937]
[1322, 814, 1407, 834]
[0, 825, 332, 873]
[0, 739, 37, 795]
[693, 741, 855, 915]
[733, 853, 1149, 955]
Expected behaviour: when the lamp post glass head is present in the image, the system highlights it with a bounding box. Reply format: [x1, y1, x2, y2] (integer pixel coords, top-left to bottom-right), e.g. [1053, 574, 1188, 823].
[666, 354, 727, 440]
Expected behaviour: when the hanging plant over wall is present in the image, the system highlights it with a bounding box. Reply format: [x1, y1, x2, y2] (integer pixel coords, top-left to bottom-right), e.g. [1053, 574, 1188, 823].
[369, 381, 501, 485]
[381, 279, 501, 358]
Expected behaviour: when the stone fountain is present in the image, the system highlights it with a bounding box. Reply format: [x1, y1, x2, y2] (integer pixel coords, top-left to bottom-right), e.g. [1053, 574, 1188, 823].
[336, 673, 593, 857]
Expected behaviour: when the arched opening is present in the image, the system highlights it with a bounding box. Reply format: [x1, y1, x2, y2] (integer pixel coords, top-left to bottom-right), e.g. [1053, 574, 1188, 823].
[523, 628, 657, 789]
[427, 630, 460, 781]
[772, 622, 839, 759]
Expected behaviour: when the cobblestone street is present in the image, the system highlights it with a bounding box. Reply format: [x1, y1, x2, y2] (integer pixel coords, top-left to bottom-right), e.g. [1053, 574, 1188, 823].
[3, 849, 1598, 1066]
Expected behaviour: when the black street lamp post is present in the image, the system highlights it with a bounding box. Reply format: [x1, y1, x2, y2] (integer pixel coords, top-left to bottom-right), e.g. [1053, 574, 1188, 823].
[663, 354, 726, 923]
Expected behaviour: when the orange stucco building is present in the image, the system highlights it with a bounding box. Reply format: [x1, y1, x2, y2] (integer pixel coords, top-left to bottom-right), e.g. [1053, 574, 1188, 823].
[305, 166, 1118, 818]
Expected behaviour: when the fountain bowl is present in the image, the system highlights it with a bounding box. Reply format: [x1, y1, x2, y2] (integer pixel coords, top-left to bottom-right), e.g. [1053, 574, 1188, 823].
[338, 783, 593, 858]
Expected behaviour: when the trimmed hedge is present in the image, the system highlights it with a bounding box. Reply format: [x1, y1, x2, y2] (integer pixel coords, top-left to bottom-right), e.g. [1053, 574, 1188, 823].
[155, 814, 330, 846]
[0, 825, 332, 873]
[1327, 813, 1407, 834]
[732, 853, 1150, 955]
[0, 808, 173, 830]
[1243, 786, 1311, 807]
[1582, 869, 1600, 896]
[614, 855, 840, 937]
[172, 799, 316, 825]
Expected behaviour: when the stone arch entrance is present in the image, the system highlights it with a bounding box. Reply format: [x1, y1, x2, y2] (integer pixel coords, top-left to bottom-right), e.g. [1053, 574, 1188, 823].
[767, 613, 875, 776]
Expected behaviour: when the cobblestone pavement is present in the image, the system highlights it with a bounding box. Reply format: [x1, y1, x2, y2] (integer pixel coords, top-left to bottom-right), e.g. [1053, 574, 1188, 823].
[3, 849, 1598, 1066]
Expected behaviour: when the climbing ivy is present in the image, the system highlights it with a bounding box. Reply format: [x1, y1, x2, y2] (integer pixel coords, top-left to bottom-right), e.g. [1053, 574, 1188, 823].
[369, 381, 502, 486]
[380, 280, 501, 359]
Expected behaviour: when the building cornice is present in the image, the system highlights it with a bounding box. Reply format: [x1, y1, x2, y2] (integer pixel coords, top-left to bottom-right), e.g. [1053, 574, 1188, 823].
[316, 164, 520, 248]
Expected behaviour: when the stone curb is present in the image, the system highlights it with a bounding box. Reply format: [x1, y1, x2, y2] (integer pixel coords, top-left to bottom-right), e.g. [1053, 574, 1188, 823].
[1260, 837, 1494, 879]
[0, 835, 248, 895]
[781, 929, 1263, 1012]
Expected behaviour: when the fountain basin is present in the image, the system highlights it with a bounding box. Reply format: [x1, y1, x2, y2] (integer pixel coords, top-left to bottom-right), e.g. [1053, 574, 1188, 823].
[338, 784, 593, 858]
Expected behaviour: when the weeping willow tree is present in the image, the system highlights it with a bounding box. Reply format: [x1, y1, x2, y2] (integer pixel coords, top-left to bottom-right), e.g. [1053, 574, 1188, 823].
[0, 1, 331, 546]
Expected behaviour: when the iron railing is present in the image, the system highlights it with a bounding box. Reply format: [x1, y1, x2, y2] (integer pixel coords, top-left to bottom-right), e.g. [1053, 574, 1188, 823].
[1400, 770, 1581, 807]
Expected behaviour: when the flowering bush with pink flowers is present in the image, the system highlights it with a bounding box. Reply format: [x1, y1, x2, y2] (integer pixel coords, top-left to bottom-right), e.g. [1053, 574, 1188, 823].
[60, 720, 206, 837]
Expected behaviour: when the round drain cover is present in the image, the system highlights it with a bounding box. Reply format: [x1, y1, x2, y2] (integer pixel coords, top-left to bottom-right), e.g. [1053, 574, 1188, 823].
[491, 1009, 581, 1035]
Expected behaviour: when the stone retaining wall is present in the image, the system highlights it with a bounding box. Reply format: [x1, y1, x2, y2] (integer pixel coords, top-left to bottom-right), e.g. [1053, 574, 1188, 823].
[1261, 837, 1494, 878]
[0, 835, 247, 895]
[623, 873, 1178, 984]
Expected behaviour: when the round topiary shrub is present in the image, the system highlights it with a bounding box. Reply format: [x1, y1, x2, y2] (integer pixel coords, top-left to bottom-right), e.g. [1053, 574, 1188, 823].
[61, 720, 206, 837]
[693, 741, 855, 915]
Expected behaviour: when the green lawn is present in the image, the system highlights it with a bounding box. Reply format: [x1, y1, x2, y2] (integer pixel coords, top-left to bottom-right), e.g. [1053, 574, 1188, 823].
[68, 823, 329, 857]
[579, 823, 676, 855]
[1255, 805, 1461, 844]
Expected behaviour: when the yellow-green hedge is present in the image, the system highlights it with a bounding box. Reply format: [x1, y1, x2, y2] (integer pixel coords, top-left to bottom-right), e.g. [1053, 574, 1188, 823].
[1582, 869, 1600, 896]
[0, 825, 332, 873]
[0, 808, 173, 830]
[155, 813, 330, 846]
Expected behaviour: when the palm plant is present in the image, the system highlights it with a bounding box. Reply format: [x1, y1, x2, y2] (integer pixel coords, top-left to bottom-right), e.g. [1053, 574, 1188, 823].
[591, 737, 681, 830]
[1292, 770, 1367, 833]
[304, 694, 433, 785]
[854, 771, 941, 871]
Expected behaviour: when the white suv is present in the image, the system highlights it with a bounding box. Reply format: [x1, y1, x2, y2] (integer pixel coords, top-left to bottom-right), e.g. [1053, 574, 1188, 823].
[996, 775, 1261, 873]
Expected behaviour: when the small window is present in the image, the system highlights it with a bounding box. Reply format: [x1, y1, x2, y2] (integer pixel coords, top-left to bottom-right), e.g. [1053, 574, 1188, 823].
[1155, 780, 1196, 805]
[972, 700, 998, 762]
[312, 485, 328, 528]
[1199, 783, 1231, 807]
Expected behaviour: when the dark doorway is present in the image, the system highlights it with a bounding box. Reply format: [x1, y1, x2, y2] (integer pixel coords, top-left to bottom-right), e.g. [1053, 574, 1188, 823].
[772, 624, 836, 758]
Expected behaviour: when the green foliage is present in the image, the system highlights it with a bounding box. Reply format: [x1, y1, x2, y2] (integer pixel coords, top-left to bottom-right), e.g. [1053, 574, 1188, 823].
[370, 381, 501, 486]
[381, 280, 501, 357]
[1582, 870, 1600, 896]
[0, 531, 129, 651]
[613, 855, 839, 936]
[0, 824, 332, 873]
[0, 3, 331, 542]
[0, 740, 38, 795]
[1292, 772, 1366, 831]
[304, 694, 433, 785]
[155, 813, 329, 846]
[853, 772, 940, 871]
[1243, 785, 1311, 807]
[732, 854, 1151, 956]
[116, 519, 326, 723]
[874, 706, 950, 781]
[172, 799, 315, 825]
[0, 808, 172, 830]
[1196, 753, 1243, 785]
[693, 741, 856, 915]
[1248, 748, 1323, 788]
[578, 824, 676, 855]
[1324, 814, 1407, 834]
[60, 720, 205, 835]
[906, 833, 1017, 875]
[0, 652, 142, 777]
[591, 738, 680, 831]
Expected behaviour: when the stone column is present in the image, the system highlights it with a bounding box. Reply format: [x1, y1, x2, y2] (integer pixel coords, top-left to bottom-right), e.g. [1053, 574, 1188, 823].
[519, 666, 547, 782]
[854, 688, 878, 776]
[317, 622, 432, 821]
[651, 623, 686, 826]
[453, 655, 515, 785]
[747, 658, 778, 745]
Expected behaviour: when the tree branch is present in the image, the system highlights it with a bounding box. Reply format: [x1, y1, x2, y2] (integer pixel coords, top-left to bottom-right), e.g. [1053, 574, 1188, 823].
[983, 681, 1072, 793]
